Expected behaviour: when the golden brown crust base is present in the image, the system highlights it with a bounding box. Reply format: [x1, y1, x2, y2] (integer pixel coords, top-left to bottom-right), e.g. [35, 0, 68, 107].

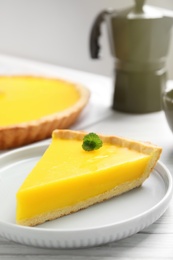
[0, 77, 90, 149]
[17, 130, 162, 227]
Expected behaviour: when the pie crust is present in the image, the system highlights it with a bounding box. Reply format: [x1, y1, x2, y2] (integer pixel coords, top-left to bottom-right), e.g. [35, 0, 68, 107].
[0, 76, 90, 149]
[17, 130, 162, 226]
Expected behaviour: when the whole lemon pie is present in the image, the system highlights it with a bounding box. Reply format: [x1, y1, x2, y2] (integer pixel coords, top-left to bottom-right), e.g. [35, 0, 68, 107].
[0, 76, 90, 149]
[16, 130, 162, 226]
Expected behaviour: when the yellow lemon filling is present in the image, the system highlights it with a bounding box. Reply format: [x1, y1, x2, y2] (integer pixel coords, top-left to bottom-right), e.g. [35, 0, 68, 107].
[0, 76, 80, 126]
[16, 131, 153, 225]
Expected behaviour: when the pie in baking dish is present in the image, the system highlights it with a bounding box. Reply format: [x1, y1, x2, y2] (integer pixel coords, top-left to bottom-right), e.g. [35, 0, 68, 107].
[0, 76, 90, 149]
[16, 129, 162, 226]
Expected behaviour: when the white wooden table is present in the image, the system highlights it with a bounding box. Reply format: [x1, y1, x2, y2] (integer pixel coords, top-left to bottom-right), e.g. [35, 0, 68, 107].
[0, 54, 173, 259]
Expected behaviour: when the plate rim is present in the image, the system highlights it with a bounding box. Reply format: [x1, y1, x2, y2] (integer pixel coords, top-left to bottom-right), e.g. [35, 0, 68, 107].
[0, 142, 172, 233]
[0, 142, 173, 232]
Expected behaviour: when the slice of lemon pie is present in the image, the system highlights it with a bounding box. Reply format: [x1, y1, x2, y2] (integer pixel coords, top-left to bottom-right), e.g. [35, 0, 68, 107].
[0, 76, 89, 149]
[16, 130, 162, 226]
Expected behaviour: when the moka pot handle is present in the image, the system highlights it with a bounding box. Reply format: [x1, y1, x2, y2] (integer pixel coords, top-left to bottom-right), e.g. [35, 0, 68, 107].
[89, 10, 110, 59]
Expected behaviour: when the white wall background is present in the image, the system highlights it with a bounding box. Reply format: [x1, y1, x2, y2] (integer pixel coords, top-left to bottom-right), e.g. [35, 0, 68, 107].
[0, 0, 173, 78]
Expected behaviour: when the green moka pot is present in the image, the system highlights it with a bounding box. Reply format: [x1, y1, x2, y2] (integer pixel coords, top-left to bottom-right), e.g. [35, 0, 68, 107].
[90, 0, 173, 113]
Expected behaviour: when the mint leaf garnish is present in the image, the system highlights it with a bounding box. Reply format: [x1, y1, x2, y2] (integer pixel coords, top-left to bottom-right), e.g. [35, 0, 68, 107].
[82, 133, 103, 151]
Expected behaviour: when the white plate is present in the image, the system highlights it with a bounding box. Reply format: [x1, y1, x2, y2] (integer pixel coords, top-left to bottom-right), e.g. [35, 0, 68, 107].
[0, 143, 172, 249]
